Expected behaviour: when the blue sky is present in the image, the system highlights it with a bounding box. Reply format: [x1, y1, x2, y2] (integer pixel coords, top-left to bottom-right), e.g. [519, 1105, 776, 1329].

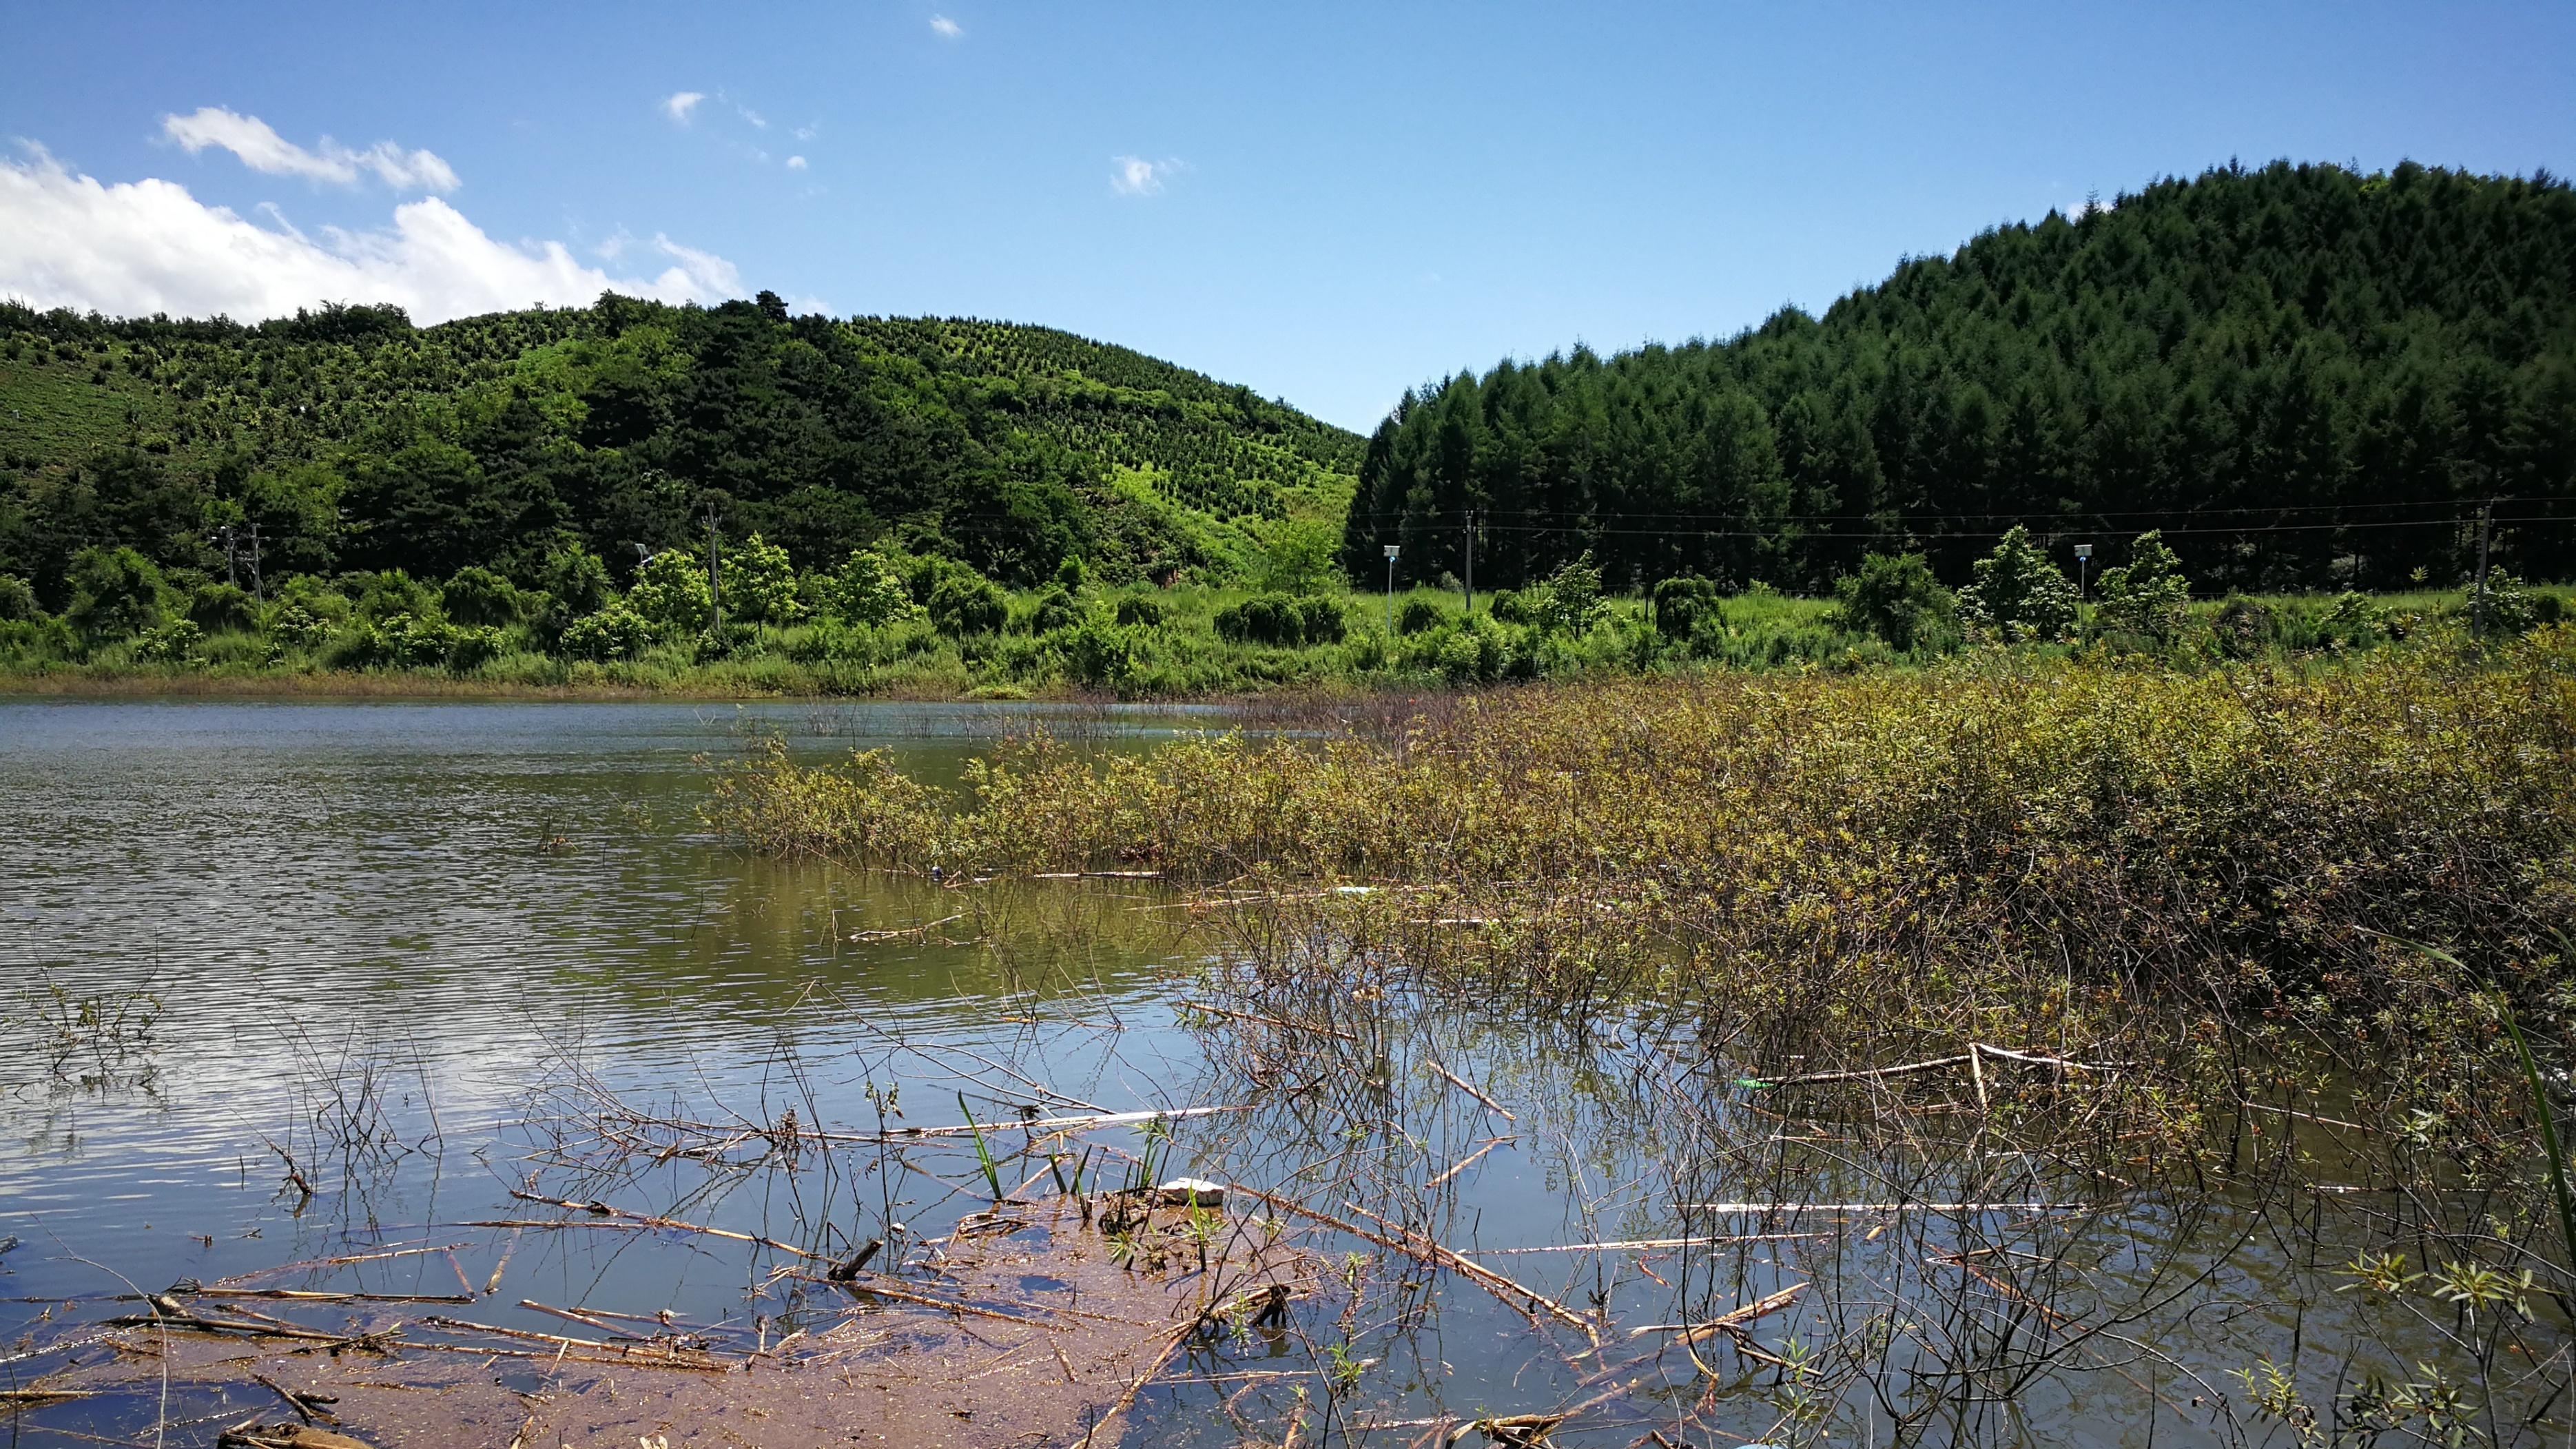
[3, 2, 2571, 431]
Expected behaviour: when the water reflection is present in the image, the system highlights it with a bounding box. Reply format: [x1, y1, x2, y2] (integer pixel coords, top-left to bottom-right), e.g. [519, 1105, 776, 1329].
[0, 699, 2565, 1447]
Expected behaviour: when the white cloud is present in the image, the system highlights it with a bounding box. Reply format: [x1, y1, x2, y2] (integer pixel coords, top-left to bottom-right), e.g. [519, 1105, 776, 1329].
[161, 107, 460, 194]
[929, 14, 963, 38]
[793, 125, 817, 141]
[785, 155, 807, 171]
[1110, 155, 1182, 196]
[739, 107, 768, 130]
[0, 145, 741, 323]
[662, 90, 707, 123]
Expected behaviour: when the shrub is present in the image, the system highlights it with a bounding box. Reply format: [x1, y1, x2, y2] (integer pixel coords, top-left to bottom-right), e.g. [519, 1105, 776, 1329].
[1832, 552, 1953, 651]
[1959, 526, 2079, 642]
[132, 618, 204, 664]
[348, 570, 441, 624]
[826, 548, 918, 627]
[927, 571, 1009, 636]
[64, 546, 169, 640]
[1215, 593, 1293, 645]
[356, 612, 456, 669]
[2094, 531, 2190, 643]
[1397, 595, 1446, 635]
[441, 566, 522, 627]
[1295, 595, 1346, 644]
[186, 582, 260, 633]
[1020, 586, 1080, 635]
[0, 574, 38, 621]
[1215, 592, 1341, 646]
[628, 550, 714, 637]
[542, 546, 614, 618]
[560, 606, 652, 661]
[1113, 593, 1166, 628]
[2321, 590, 2382, 646]
[2475, 573, 2543, 638]
[1651, 575, 1723, 639]
[1536, 552, 1605, 632]
[267, 604, 333, 653]
[446, 626, 505, 670]
[719, 533, 803, 625]
[273, 573, 351, 623]
[2212, 596, 2274, 658]
[1057, 618, 1144, 690]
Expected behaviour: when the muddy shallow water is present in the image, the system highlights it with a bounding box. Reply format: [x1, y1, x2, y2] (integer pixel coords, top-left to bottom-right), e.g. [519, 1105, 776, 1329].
[1, 699, 2564, 1447]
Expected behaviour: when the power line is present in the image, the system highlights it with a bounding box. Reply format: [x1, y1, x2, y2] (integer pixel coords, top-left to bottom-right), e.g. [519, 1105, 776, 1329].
[1416, 514, 2556, 543]
[1345, 495, 2576, 526]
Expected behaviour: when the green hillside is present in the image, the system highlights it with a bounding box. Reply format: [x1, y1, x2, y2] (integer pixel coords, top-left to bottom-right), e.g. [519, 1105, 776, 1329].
[0, 293, 1361, 603]
[1346, 160, 2576, 594]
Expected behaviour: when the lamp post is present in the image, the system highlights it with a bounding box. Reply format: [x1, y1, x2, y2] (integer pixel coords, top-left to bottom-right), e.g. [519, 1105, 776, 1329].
[1383, 544, 1401, 634]
[2073, 542, 2094, 597]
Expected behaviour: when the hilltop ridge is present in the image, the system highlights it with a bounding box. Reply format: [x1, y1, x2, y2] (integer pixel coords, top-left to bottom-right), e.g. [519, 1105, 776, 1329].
[0, 292, 1360, 600]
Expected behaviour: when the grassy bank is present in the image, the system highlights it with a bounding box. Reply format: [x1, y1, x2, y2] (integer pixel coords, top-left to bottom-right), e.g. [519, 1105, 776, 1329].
[4, 581, 2559, 700]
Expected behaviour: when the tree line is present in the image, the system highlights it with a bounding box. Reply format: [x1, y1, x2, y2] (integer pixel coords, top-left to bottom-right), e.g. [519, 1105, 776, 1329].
[1341, 160, 2576, 594]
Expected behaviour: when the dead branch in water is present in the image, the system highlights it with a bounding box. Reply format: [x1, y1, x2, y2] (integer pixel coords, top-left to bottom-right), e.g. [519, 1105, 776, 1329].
[504, 1189, 827, 1261]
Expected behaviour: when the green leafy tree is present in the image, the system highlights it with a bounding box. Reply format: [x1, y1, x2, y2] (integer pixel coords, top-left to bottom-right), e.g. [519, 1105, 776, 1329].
[719, 533, 803, 625]
[0, 574, 41, 621]
[560, 606, 652, 661]
[1537, 552, 1605, 632]
[1251, 518, 1345, 595]
[1959, 528, 2079, 642]
[64, 546, 169, 640]
[2094, 531, 2190, 642]
[1833, 552, 1955, 650]
[187, 581, 260, 633]
[826, 548, 919, 627]
[540, 545, 614, 619]
[627, 549, 713, 636]
[349, 570, 442, 624]
[441, 566, 522, 627]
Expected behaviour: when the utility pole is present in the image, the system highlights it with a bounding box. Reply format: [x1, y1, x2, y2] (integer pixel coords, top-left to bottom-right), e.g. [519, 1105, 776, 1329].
[245, 522, 262, 602]
[2072, 542, 2093, 597]
[216, 523, 238, 588]
[705, 500, 724, 635]
[2471, 500, 2494, 637]
[1461, 508, 1474, 614]
[1383, 544, 1401, 634]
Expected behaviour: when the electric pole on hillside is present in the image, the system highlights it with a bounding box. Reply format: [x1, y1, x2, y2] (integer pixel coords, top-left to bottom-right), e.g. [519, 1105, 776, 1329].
[213, 524, 238, 588]
[1461, 508, 1475, 613]
[705, 500, 725, 636]
[2471, 500, 2494, 637]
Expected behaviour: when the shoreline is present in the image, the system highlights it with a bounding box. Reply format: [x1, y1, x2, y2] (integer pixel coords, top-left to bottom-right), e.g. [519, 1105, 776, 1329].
[0, 667, 1390, 708]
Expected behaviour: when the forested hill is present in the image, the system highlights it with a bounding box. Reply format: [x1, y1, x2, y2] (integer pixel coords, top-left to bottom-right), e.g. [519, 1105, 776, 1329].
[0, 292, 1361, 602]
[1344, 161, 2576, 594]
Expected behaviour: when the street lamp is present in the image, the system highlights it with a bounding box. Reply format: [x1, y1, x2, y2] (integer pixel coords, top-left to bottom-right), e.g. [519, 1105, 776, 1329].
[1383, 544, 1401, 634]
[2073, 542, 2094, 596]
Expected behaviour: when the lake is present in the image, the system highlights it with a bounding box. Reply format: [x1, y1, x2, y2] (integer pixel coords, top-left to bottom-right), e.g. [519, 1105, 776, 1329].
[0, 699, 2551, 1446]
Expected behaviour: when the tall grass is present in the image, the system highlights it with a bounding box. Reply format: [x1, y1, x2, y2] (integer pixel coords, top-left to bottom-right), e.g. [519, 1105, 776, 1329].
[717, 628, 2576, 1195]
